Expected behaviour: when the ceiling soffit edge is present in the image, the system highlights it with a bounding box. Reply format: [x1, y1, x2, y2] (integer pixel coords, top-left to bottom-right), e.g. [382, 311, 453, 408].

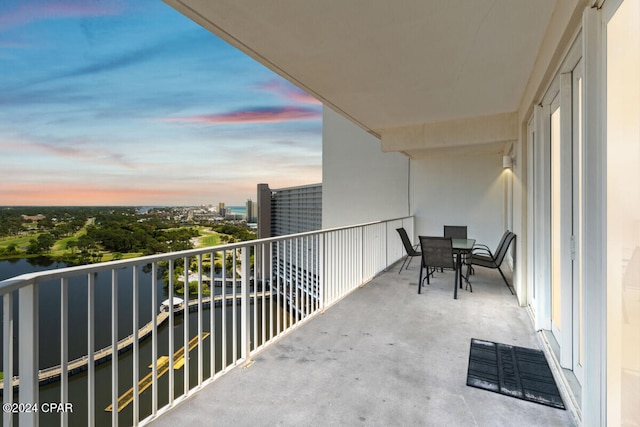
[404, 141, 513, 160]
[380, 112, 518, 154]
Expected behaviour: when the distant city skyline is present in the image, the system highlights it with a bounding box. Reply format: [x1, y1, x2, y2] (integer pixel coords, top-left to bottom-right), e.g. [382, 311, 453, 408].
[0, 0, 322, 206]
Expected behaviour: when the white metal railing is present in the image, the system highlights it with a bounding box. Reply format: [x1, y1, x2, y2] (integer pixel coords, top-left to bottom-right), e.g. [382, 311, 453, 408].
[0, 216, 413, 427]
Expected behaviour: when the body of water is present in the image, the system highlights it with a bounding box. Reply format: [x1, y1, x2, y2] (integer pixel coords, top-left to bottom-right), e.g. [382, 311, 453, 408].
[226, 206, 246, 216]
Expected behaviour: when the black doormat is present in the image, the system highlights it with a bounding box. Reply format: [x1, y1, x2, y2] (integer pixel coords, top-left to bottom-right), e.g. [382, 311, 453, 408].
[466, 338, 565, 409]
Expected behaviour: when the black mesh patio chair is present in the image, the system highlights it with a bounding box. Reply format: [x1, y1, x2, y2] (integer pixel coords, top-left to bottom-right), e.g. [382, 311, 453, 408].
[444, 225, 469, 272]
[472, 230, 511, 258]
[444, 225, 467, 239]
[396, 228, 421, 273]
[418, 236, 455, 294]
[465, 231, 516, 294]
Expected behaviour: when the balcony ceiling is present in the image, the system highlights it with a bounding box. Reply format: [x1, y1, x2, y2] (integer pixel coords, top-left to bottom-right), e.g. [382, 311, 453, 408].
[165, 0, 557, 139]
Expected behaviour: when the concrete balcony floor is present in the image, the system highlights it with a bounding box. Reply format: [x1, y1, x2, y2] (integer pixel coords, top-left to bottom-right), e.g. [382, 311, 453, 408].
[150, 264, 578, 427]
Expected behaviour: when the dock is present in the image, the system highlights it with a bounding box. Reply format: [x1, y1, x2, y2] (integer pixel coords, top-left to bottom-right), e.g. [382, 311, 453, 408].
[0, 292, 270, 394]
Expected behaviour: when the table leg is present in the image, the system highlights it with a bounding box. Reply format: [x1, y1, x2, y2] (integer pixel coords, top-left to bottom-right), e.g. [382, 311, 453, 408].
[454, 256, 459, 299]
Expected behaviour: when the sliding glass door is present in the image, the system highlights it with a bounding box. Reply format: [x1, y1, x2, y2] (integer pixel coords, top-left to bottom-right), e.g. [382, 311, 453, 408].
[604, 0, 640, 424]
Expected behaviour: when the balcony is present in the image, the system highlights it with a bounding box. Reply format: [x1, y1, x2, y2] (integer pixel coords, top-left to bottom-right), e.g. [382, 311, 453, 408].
[0, 217, 576, 426]
[149, 259, 577, 427]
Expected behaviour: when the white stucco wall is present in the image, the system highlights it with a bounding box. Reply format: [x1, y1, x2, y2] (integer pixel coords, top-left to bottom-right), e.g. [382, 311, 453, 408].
[322, 107, 409, 228]
[323, 106, 507, 251]
[410, 153, 507, 252]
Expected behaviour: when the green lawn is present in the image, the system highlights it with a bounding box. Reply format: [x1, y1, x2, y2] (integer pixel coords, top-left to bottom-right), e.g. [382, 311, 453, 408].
[195, 227, 222, 248]
[0, 221, 89, 257]
[0, 233, 37, 252]
[51, 228, 87, 254]
[201, 234, 221, 247]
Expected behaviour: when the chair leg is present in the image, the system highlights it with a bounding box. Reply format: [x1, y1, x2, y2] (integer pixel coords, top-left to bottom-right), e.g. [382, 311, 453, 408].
[418, 259, 424, 294]
[406, 255, 414, 270]
[497, 266, 514, 295]
[398, 254, 409, 273]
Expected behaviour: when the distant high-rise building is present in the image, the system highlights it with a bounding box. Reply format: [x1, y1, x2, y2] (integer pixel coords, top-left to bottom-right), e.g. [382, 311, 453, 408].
[256, 183, 322, 310]
[218, 202, 226, 217]
[257, 183, 322, 238]
[246, 198, 256, 223]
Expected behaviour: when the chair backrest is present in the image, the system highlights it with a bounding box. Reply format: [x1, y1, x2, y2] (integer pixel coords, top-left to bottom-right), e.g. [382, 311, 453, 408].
[396, 228, 419, 256]
[444, 225, 467, 239]
[493, 231, 512, 255]
[420, 236, 455, 270]
[493, 232, 516, 265]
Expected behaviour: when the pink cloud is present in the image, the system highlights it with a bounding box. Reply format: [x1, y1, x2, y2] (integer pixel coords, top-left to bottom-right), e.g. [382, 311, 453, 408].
[162, 106, 321, 125]
[257, 79, 321, 105]
[0, 1, 123, 31]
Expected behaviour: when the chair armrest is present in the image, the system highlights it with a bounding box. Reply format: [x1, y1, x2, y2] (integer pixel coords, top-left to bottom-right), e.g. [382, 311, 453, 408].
[469, 246, 494, 258]
[472, 243, 491, 251]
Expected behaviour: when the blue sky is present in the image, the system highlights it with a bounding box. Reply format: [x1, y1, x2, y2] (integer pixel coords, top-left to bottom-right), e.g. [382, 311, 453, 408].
[0, 0, 322, 206]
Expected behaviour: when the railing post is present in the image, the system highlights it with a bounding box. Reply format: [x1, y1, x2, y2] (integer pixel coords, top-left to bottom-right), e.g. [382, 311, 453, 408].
[385, 221, 389, 271]
[87, 273, 95, 427]
[151, 262, 159, 415]
[18, 283, 38, 427]
[60, 278, 69, 427]
[182, 258, 189, 395]
[111, 270, 119, 424]
[241, 246, 251, 364]
[359, 226, 364, 287]
[3, 293, 14, 427]
[319, 233, 325, 312]
[132, 266, 139, 425]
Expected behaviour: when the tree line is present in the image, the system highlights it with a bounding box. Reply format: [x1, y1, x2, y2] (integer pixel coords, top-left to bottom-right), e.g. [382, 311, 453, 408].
[0, 207, 256, 265]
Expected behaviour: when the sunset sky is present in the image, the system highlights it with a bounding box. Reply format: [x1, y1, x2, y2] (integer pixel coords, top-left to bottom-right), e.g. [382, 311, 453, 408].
[0, 0, 322, 206]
